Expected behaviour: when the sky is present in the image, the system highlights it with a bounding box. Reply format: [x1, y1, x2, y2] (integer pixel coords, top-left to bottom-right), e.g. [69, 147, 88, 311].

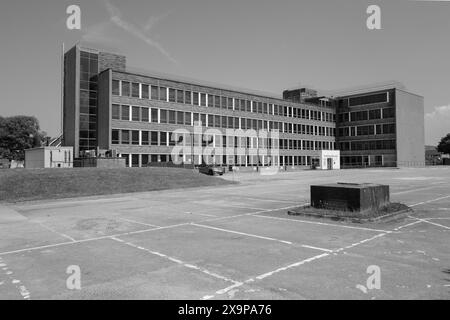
[0, 0, 449, 145]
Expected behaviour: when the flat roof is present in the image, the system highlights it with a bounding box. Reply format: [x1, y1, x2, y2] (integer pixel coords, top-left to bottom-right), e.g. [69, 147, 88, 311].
[110, 68, 336, 111]
[25, 147, 73, 152]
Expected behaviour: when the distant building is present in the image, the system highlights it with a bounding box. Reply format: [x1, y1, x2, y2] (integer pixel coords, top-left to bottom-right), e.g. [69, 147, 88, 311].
[283, 88, 318, 103]
[25, 147, 74, 169]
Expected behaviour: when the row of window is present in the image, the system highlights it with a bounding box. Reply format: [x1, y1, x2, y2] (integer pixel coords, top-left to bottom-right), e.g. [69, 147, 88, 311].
[112, 129, 335, 153]
[112, 129, 280, 149]
[337, 108, 395, 123]
[112, 105, 336, 137]
[112, 80, 334, 122]
[120, 153, 314, 167]
[341, 155, 384, 167]
[279, 139, 335, 151]
[338, 92, 391, 108]
[337, 123, 396, 137]
[339, 140, 396, 151]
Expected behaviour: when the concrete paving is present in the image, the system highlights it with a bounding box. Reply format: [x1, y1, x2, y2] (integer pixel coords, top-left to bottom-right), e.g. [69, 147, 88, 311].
[0, 167, 449, 300]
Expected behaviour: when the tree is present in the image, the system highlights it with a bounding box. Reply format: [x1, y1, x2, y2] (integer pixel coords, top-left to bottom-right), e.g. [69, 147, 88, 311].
[437, 133, 450, 155]
[0, 116, 47, 161]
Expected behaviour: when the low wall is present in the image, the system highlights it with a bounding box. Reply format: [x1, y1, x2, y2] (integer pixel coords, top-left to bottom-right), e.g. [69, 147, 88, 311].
[74, 158, 126, 168]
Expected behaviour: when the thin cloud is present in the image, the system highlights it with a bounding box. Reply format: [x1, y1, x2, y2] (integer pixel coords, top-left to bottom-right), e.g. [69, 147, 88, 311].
[143, 12, 171, 32]
[81, 21, 121, 47]
[426, 104, 450, 119]
[103, 0, 177, 64]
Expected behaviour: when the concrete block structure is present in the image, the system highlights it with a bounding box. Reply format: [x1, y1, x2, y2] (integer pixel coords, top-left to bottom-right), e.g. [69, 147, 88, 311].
[63, 44, 424, 169]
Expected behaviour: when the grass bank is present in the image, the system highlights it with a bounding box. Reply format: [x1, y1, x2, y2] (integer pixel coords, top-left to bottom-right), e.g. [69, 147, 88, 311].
[0, 167, 235, 203]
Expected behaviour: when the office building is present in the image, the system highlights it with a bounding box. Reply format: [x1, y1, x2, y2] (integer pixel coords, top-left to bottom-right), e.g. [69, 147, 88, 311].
[63, 44, 424, 168]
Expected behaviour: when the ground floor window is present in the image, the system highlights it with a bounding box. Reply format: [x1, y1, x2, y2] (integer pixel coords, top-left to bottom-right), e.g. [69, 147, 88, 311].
[131, 154, 139, 167]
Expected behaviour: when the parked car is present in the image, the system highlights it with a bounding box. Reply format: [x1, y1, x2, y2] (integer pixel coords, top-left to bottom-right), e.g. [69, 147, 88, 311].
[198, 164, 225, 176]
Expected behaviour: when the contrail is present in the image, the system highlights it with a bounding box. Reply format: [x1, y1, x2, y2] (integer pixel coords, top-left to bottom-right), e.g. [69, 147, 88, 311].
[103, 0, 177, 64]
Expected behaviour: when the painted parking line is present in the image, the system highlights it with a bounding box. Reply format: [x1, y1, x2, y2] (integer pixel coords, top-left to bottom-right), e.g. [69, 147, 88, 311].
[202, 253, 330, 300]
[190, 223, 294, 246]
[236, 197, 299, 204]
[185, 212, 219, 218]
[116, 217, 162, 228]
[392, 220, 422, 231]
[392, 185, 446, 195]
[13, 196, 137, 211]
[0, 206, 297, 257]
[35, 222, 77, 242]
[203, 205, 300, 223]
[250, 214, 393, 233]
[110, 237, 241, 286]
[201, 216, 429, 300]
[409, 195, 450, 207]
[408, 216, 450, 231]
[0, 256, 31, 300]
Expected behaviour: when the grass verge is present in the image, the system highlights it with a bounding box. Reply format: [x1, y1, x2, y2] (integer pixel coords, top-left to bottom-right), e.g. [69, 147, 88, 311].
[0, 167, 235, 203]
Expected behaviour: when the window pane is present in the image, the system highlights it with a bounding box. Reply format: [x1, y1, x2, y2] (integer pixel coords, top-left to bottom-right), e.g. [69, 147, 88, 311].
[201, 114, 206, 126]
[222, 97, 227, 109]
[121, 82, 130, 97]
[185, 91, 192, 104]
[169, 88, 176, 102]
[169, 110, 176, 124]
[151, 132, 158, 146]
[132, 154, 139, 167]
[208, 95, 214, 107]
[193, 92, 199, 105]
[121, 105, 130, 121]
[177, 90, 184, 104]
[159, 87, 167, 101]
[151, 108, 158, 123]
[177, 111, 184, 125]
[112, 129, 119, 144]
[200, 93, 207, 107]
[142, 84, 149, 99]
[208, 114, 213, 127]
[215, 96, 221, 108]
[160, 132, 167, 146]
[151, 86, 158, 100]
[112, 80, 120, 96]
[141, 107, 149, 122]
[228, 98, 233, 110]
[112, 104, 120, 120]
[132, 131, 139, 145]
[132, 83, 140, 98]
[185, 112, 191, 126]
[121, 130, 130, 144]
[160, 109, 168, 123]
[142, 131, 149, 145]
[132, 106, 140, 121]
